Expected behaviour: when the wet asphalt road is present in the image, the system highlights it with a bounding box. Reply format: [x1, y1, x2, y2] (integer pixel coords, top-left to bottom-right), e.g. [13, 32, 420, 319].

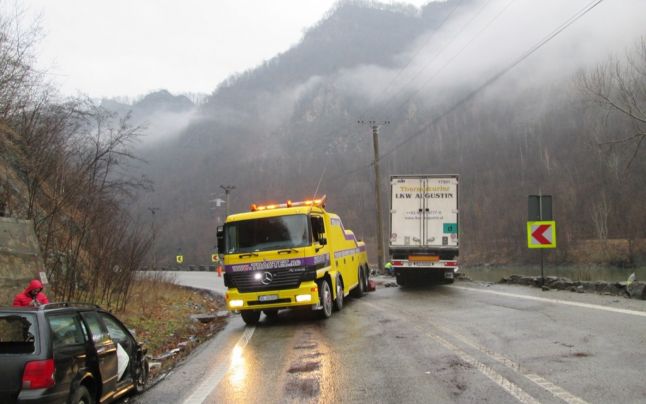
[133, 272, 646, 404]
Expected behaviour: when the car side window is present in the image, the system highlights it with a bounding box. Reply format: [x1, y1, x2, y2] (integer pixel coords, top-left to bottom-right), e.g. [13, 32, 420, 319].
[99, 313, 129, 344]
[80, 312, 111, 344]
[47, 314, 86, 348]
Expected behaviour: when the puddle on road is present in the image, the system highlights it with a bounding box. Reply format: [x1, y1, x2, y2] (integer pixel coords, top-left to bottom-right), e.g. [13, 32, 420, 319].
[294, 343, 318, 350]
[284, 329, 328, 401]
[300, 352, 323, 359]
[567, 351, 591, 358]
[288, 361, 322, 373]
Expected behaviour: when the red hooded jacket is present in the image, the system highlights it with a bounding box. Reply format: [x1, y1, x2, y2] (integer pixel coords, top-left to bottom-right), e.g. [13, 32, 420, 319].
[13, 279, 49, 307]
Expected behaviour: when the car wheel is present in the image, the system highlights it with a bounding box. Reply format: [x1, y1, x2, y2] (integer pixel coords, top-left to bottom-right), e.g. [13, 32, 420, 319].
[333, 276, 344, 311]
[135, 357, 149, 393]
[241, 310, 261, 325]
[318, 279, 333, 319]
[70, 385, 93, 404]
[351, 267, 365, 298]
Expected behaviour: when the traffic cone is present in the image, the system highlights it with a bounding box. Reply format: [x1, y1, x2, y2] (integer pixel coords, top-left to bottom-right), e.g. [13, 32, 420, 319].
[217, 265, 223, 277]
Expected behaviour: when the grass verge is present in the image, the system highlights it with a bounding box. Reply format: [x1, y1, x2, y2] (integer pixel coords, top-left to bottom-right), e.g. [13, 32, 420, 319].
[115, 272, 226, 369]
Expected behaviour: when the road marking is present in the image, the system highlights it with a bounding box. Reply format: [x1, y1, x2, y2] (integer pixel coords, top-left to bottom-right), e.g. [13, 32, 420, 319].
[433, 323, 589, 404]
[183, 326, 255, 404]
[452, 286, 646, 317]
[428, 333, 541, 404]
[365, 302, 540, 404]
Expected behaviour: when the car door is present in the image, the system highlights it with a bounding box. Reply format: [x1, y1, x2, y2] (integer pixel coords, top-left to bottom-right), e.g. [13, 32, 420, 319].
[98, 312, 135, 384]
[80, 311, 118, 402]
[47, 312, 89, 398]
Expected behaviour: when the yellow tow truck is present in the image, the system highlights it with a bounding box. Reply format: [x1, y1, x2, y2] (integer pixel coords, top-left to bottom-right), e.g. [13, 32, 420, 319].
[216, 196, 370, 325]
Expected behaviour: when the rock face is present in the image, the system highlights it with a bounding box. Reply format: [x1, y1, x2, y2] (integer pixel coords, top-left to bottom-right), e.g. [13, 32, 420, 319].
[0, 218, 46, 303]
[499, 275, 645, 300]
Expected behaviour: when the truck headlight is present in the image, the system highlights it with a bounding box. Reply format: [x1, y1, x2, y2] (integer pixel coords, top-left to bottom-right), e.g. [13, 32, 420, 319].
[296, 294, 312, 303]
[229, 300, 243, 308]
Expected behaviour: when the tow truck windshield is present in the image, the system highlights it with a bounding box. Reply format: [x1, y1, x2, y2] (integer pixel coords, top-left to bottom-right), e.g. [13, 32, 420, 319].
[225, 214, 309, 253]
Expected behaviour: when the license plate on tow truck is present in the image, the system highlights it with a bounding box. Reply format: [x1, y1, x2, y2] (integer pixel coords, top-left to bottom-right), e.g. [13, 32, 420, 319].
[259, 294, 278, 302]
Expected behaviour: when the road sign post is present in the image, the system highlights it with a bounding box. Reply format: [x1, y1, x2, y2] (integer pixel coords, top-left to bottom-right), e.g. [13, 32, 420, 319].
[528, 195, 555, 287]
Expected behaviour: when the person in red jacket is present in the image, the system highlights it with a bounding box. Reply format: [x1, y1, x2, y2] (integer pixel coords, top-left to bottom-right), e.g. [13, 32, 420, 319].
[13, 279, 49, 307]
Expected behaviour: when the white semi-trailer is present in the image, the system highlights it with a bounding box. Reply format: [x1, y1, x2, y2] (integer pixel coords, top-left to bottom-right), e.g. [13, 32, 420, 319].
[389, 175, 459, 286]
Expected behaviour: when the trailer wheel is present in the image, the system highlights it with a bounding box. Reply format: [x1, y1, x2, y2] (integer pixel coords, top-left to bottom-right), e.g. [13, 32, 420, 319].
[396, 273, 407, 287]
[241, 310, 261, 325]
[318, 279, 333, 319]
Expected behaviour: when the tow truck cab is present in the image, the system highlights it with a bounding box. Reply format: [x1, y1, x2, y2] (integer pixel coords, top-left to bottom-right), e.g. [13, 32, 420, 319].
[217, 196, 370, 325]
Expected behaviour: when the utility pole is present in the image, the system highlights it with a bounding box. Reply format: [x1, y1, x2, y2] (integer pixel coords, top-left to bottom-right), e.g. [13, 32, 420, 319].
[359, 120, 389, 273]
[220, 185, 236, 216]
[148, 207, 160, 270]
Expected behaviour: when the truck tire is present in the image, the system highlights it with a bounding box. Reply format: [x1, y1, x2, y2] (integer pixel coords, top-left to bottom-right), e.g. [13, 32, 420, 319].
[363, 265, 370, 290]
[333, 276, 344, 311]
[263, 309, 279, 320]
[396, 273, 407, 287]
[351, 267, 365, 298]
[241, 310, 261, 325]
[318, 279, 333, 319]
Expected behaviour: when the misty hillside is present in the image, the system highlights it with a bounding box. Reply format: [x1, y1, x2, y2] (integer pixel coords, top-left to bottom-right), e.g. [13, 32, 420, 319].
[127, 0, 646, 267]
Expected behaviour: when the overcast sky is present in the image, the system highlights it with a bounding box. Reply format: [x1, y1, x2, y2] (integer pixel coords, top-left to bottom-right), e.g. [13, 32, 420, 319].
[21, 0, 432, 100]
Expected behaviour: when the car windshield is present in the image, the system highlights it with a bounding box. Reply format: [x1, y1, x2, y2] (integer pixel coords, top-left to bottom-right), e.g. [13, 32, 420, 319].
[225, 214, 309, 253]
[0, 313, 38, 354]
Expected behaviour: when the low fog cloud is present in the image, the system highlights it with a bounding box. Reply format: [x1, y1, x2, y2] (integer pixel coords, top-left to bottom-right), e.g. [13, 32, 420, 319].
[332, 0, 646, 108]
[138, 109, 197, 145]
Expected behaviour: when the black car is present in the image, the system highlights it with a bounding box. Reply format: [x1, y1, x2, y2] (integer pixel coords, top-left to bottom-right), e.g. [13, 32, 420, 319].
[0, 303, 148, 404]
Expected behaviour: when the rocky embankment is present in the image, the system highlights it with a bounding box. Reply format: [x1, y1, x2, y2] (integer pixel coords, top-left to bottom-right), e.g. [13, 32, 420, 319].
[499, 275, 646, 300]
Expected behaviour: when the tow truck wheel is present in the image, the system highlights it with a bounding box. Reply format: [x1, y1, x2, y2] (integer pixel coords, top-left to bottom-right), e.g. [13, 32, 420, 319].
[333, 276, 344, 311]
[351, 267, 365, 298]
[241, 310, 261, 325]
[318, 279, 333, 319]
[396, 273, 407, 286]
[263, 309, 279, 320]
[363, 265, 369, 290]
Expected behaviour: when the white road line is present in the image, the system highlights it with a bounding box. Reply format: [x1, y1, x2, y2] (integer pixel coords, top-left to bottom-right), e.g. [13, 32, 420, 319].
[365, 302, 540, 404]
[452, 286, 646, 317]
[428, 333, 541, 404]
[182, 326, 255, 404]
[433, 323, 590, 404]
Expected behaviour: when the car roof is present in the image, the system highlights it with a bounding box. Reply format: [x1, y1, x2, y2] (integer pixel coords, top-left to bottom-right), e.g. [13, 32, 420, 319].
[0, 303, 103, 314]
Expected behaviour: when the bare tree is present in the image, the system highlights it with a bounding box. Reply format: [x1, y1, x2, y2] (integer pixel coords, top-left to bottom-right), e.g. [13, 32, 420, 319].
[578, 38, 646, 168]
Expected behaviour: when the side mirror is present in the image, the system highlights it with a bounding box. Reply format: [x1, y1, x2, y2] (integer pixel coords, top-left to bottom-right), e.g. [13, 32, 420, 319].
[216, 226, 225, 254]
[319, 237, 327, 246]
